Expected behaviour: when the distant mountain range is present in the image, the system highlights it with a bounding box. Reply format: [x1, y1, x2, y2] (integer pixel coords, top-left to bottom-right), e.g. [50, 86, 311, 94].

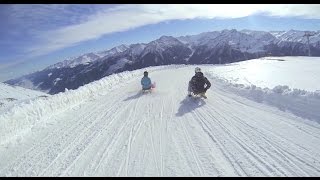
[5, 29, 320, 94]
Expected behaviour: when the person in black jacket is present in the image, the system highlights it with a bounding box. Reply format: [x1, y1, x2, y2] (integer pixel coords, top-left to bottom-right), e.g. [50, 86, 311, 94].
[188, 67, 211, 98]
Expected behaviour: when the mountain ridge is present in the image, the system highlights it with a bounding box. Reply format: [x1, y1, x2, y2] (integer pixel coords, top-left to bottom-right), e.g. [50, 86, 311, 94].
[5, 29, 320, 94]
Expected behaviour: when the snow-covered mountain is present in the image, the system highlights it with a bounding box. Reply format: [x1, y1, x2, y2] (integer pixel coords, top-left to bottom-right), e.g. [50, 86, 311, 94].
[96, 44, 129, 58]
[5, 29, 320, 94]
[45, 44, 129, 70]
[1, 58, 320, 176]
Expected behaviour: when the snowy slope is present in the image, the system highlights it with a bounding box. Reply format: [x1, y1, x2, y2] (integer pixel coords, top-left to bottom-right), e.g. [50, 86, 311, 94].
[206, 56, 320, 91]
[0, 83, 49, 113]
[1, 61, 320, 176]
[204, 56, 320, 122]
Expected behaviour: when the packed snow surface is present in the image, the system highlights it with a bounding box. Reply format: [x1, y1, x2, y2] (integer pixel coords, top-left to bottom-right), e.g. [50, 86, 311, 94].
[1, 58, 320, 177]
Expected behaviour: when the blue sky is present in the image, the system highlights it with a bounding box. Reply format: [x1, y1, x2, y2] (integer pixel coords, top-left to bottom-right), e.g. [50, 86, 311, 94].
[1, 4, 320, 82]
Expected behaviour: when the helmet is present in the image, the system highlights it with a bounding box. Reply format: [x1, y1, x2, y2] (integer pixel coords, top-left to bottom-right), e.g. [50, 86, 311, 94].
[144, 71, 148, 76]
[195, 67, 201, 73]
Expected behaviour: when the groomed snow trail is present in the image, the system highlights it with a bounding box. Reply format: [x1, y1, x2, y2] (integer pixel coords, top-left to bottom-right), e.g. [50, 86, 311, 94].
[1, 66, 320, 177]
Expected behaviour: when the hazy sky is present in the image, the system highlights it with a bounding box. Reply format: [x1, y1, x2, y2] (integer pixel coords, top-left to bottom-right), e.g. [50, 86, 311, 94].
[1, 4, 320, 81]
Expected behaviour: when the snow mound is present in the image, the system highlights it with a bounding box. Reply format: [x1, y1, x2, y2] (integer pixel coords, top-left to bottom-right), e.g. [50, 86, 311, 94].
[0, 83, 49, 114]
[207, 74, 320, 123]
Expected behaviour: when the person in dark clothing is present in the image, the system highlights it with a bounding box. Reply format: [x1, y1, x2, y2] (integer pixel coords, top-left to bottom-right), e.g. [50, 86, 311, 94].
[188, 67, 211, 98]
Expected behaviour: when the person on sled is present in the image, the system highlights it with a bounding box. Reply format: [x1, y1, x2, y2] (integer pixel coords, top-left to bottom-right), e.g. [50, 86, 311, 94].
[141, 71, 152, 91]
[188, 67, 211, 98]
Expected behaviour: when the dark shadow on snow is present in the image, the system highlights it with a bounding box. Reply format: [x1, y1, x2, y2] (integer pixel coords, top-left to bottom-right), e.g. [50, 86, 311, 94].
[176, 96, 206, 117]
[123, 91, 143, 101]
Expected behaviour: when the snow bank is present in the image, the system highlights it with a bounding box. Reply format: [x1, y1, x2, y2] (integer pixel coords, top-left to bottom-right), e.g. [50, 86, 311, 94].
[206, 74, 320, 123]
[204, 56, 320, 92]
[0, 65, 185, 146]
[0, 83, 49, 114]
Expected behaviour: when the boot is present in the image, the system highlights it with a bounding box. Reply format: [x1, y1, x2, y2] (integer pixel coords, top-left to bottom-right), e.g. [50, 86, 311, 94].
[200, 92, 207, 99]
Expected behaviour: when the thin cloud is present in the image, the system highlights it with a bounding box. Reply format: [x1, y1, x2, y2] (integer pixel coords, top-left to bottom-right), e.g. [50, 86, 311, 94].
[262, 4, 320, 19]
[4, 4, 320, 67]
